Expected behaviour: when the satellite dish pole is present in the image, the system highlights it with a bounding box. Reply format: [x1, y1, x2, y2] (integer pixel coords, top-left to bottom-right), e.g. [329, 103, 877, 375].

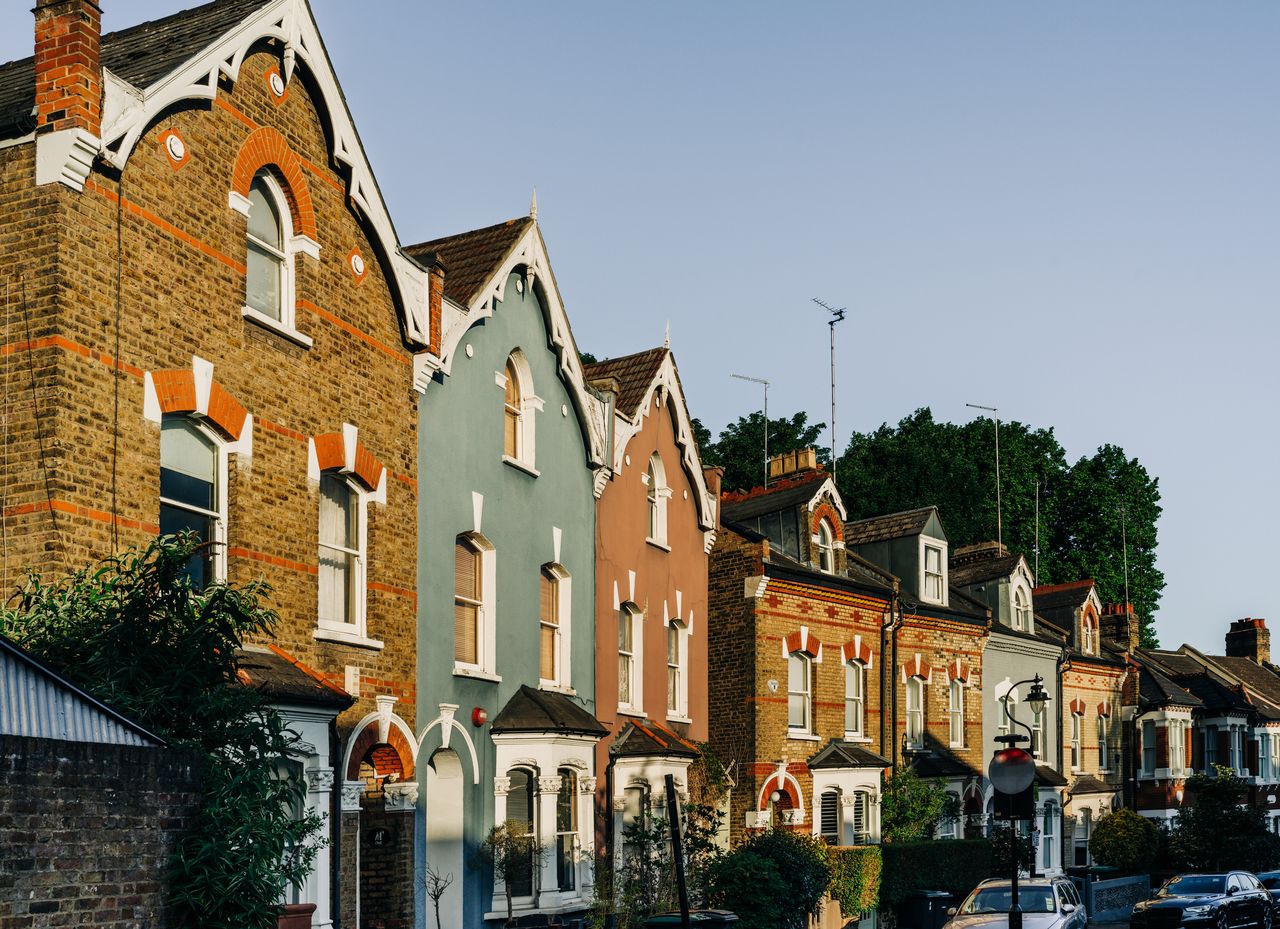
[1119, 504, 1130, 610]
[731, 373, 771, 488]
[966, 403, 1002, 549]
[812, 298, 847, 483]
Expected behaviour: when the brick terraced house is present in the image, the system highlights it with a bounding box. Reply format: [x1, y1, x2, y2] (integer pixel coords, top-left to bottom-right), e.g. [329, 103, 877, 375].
[583, 347, 720, 865]
[0, 0, 444, 925]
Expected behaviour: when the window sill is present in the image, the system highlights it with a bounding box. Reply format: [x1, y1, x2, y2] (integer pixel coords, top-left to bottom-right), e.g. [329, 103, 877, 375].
[950, 742, 967, 750]
[618, 708, 649, 720]
[242, 306, 314, 348]
[844, 733, 873, 743]
[539, 682, 577, 697]
[502, 455, 540, 477]
[787, 731, 821, 742]
[453, 664, 501, 683]
[313, 627, 383, 650]
[666, 714, 693, 725]
[645, 538, 671, 553]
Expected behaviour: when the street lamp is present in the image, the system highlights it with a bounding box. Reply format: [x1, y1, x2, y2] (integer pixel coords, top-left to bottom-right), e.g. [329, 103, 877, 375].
[989, 675, 1050, 929]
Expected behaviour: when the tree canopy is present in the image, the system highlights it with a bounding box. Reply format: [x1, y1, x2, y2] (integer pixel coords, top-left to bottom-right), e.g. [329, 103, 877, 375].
[699, 406, 1164, 644]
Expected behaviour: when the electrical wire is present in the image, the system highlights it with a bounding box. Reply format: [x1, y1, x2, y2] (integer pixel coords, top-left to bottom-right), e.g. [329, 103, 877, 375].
[20, 275, 61, 549]
[112, 170, 123, 549]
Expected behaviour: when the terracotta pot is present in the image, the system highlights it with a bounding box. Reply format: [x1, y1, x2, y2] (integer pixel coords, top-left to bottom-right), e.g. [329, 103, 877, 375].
[277, 903, 316, 929]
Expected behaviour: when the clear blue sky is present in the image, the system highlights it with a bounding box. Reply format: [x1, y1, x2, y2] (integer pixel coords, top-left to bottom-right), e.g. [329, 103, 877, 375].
[4, 1, 1277, 654]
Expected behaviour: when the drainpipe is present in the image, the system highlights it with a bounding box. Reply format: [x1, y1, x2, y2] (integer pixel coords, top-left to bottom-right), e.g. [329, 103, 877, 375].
[890, 587, 902, 770]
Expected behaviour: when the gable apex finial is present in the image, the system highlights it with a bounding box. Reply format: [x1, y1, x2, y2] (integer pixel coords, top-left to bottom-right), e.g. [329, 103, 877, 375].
[664, 320, 670, 349]
[530, 187, 538, 221]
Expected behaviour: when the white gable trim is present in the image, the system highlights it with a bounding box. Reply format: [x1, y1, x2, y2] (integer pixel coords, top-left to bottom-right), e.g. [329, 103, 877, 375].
[602, 351, 717, 535]
[414, 223, 609, 473]
[95, 0, 432, 348]
[803, 475, 848, 521]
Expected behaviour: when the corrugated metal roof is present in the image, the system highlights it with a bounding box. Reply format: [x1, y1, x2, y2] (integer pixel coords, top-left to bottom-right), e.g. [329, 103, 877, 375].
[0, 635, 162, 746]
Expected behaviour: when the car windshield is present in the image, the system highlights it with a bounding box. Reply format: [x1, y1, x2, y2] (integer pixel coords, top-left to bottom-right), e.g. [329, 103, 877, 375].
[1161, 877, 1225, 896]
[963, 887, 1058, 914]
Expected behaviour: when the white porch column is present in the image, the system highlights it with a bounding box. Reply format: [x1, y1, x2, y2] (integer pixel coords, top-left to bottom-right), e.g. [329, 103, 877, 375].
[492, 776, 511, 910]
[305, 768, 336, 929]
[578, 776, 597, 894]
[537, 776, 563, 905]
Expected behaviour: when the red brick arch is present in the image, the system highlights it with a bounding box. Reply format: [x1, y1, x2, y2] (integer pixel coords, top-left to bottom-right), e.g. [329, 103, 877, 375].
[811, 500, 843, 542]
[151, 369, 248, 441]
[344, 722, 416, 782]
[231, 125, 318, 239]
[312, 431, 385, 492]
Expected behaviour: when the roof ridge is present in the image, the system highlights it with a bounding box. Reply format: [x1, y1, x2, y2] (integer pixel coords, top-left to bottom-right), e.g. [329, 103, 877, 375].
[404, 215, 533, 254]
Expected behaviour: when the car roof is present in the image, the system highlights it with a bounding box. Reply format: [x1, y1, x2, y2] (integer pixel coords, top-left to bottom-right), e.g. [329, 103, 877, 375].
[976, 878, 1067, 888]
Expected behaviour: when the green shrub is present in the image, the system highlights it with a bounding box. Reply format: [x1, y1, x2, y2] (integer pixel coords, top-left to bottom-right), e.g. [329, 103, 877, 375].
[1091, 808, 1158, 874]
[879, 840, 993, 910]
[708, 829, 830, 929]
[990, 825, 1036, 875]
[828, 845, 882, 918]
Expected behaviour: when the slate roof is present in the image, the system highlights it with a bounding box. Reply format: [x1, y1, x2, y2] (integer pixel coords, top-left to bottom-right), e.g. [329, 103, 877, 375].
[1134, 656, 1203, 711]
[720, 472, 828, 523]
[808, 740, 890, 770]
[1036, 765, 1069, 788]
[235, 645, 354, 711]
[612, 721, 700, 759]
[1212, 656, 1280, 709]
[0, 0, 274, 140]
[1032, 580, 1095, 615]
[844, 506, 936, 545]
[1069, 774, 1116, 796]
[583, 348, 669, 419]
[910, 750, 982, 779]
[950, 553, 1021, 589]
[489, 684, 607, 737]
[404, 216, 534, 307]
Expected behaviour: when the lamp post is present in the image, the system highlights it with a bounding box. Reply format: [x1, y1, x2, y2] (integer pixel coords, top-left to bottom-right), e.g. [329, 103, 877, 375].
[989, 675, 1050, 929]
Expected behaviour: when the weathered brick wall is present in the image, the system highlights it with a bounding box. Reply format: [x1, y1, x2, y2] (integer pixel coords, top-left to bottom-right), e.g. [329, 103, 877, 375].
[357, 800, 414, 929]
[0, 735, 201, 929]
[1061, 661, 1126, 780]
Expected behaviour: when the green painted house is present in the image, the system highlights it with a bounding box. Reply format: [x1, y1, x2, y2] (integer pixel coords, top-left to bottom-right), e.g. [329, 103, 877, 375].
[407, 212, 609, 927]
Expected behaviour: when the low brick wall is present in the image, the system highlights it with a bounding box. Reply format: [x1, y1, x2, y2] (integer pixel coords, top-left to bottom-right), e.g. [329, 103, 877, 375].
[0, 735, 202, 928]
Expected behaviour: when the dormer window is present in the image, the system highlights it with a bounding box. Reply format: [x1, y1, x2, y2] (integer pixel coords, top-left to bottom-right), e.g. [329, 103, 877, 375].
[1013, 588, 1032, 632]
[1081, 614, 1096, 654]
[817, 519, 835, 573]
[922, 542, 945, 604]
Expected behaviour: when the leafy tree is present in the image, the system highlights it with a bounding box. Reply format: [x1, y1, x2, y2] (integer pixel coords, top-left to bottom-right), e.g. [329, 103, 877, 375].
[0, 536, 321, 929]
[881, 764, 949, 843]
[709, 828, 831, 929]
[699, 410, 827, 493]
[478, 821, 545, 926]
[1168, 766, 1280, 871]
[1089, 808, 1157, 873]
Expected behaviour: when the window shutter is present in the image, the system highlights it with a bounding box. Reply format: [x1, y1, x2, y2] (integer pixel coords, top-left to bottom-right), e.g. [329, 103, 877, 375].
[820, 792, 839, 843]
[540, 571, 557, 626]
[455, 542, 477, 598]
[454, 542, 478, 664]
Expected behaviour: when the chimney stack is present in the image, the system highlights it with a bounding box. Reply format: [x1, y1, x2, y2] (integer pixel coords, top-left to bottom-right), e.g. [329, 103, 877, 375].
[767, 447, 820, 481]
[1101, 602, 1140, 653]
[1226, 618, 1270, 665]
[951, 540, 1009, 569]
[34, 0, 102, 137]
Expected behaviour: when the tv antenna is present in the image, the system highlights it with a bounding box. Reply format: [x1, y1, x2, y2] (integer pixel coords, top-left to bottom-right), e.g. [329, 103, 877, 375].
[731, 373, 771, 488]
[812, 298, 846, 482]
[966, 403, 1002, 548]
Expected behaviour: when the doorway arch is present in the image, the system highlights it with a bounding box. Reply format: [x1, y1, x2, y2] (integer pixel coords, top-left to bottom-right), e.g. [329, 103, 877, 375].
[425, 749, 464, 928]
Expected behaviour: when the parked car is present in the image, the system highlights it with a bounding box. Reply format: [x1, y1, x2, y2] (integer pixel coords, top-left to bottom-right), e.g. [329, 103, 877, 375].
[1255, 872, 1280, 917]
[943, 877, 1087, 929]
[1130, 873, 1272, 929]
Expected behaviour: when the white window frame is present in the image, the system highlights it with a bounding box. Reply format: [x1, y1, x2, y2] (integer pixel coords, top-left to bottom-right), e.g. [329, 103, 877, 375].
[1098, 715, 1110, 771]
[617, 603, 643, 713]
[667, 619, 688, 719]
[644, 454, 671, 548]
[937, 792, 959, 839]
[788, 651, 814, 734]
[905, 676, 925, 747]
[239, 172, 315, 348]
[500, 350, 542, 473]
[1081, 615, 1095, 654]
[1070, 713, 1082, 771]
[949, 679, 964, 748]
[1013, 587, 1031, 632]
[315, 471, 371, 642]
[1169, 718, 1186, 776]
[1142, 719, 1156, 775]
[1030, 702, 1044, 759]
[454, 533, 498, 679]
[817, 519, 836, 574]
[1041, 802, 1057, 870]
[845, 660, 865, 738]
[539, 564, 572, 691]
[920, 539, 947, 605]
[818, 789, 841, 844]
[159, 415, 229, 584]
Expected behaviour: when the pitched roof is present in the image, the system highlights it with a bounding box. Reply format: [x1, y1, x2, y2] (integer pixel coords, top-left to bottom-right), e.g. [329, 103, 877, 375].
[404, 216, 534, 307]
[949, 553, 1022, 589]
[489, 684, 607, 737]
[844, 506, 936, 546]
[612, 720, 700, 759]
[583, 348, 669, 419]
[1069, 774, 1116, 796]
[1211, 656, 1280, 709]
[1133, 654, 1203, 710]
[720, 471, 829, 523]
[808, 740, 890, 770]
[0, 0, 274, 141]
[1036, 764, 1069, 788]
[1032, 580, 1096, 614]
[235, 645, 355, 711]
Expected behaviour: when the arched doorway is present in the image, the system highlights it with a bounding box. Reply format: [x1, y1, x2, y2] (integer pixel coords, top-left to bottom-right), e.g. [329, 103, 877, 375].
[424, 749, 464, 928]
[357, 742, 414, 929]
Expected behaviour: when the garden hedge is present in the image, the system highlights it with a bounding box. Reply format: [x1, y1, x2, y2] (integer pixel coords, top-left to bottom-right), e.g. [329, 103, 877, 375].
[879, 839, 994, 909]
[828, 845, 882, 918]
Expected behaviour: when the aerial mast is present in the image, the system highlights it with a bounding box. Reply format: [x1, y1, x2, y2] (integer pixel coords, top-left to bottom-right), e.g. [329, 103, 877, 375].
[812, 298, 846, 483]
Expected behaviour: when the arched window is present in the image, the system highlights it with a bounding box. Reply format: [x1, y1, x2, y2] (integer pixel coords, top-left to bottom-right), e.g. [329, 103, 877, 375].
[318, 473, 364, 633]
[539, 565, 569, 686]
[788, 652, 814, 733]
[646, 454, 669, 546]
[160, 416, 225, 588]
[905, 676, 925, 747]
[504, 768, 536, 899]
[618, 603, 641, 710]
[949, 679, 964, 747]
[454, 537, 483, 667]
[504, 357, 522, 459]
[556, 769, 577, 892]
[245, 172, 292, 325]
[1013, 588, 1031, 631]
[844, 660, 864, 737]
[817, 519, 835, 573]
[502, 352, 537, 467]
[819, 789, 840, 843]
[1081, 616, 1096, 655]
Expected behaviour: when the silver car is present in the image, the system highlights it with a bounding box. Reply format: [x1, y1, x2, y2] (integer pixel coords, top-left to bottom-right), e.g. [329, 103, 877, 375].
[944, 878, 1088, 929]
